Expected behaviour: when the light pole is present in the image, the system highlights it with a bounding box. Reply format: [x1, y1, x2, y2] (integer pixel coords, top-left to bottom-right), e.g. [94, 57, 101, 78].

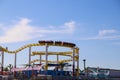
[83, 59, 86, 71]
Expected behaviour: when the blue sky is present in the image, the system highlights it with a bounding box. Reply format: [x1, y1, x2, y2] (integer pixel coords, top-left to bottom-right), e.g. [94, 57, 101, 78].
[0, 0, 120, 70]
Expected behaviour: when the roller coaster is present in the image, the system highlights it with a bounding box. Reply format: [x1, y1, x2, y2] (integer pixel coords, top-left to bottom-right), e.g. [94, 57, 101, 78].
[0, 40, 79, 79]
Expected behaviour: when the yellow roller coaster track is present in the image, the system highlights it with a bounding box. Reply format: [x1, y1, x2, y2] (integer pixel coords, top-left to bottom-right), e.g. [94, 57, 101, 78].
[32, 51, 73, 56]
[32, 51, 79, 59]
[0, 40, 79, 54]
[30, 59, 74, 64]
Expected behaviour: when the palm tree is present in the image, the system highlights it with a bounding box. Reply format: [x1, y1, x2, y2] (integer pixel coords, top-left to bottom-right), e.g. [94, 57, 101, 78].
[59, 62, 71, 71]
[7, 64, 13, 72]
[4, 67, 9, 71]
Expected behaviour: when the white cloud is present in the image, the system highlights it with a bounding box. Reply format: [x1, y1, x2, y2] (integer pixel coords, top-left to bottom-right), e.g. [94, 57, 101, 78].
[79, 29, 120, 40]
[0, 18, 41, 43]
[98, 29, 117, 36]
[112, 42, 120, 45]
[0, 18, 76, 43]
[80, 35, 120, 40]
[35, 21, 76, 34]
[64, 21, 75, 33]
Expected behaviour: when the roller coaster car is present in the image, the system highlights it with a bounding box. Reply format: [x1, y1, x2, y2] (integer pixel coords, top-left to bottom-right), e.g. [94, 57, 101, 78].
[38, 40, 46, 45]
[55, 41, 63, 46]
[38, 40, 54, 45]
[46, 41, 54, 45]
[63, 42, 76, 48]
[38, 40, 76, 48]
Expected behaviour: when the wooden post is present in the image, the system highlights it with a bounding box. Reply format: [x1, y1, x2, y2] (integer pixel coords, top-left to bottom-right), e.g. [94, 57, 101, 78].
[1, 51, 4, 75]
[57, 54, 59, 64]
[77, 50, 79, 76]
[39, 55, 42, 64]
[72, 48, 75, 77]
[14, 53, 17, 68]
[29, 47, 31, 66]
[45, 44, 48, 71]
